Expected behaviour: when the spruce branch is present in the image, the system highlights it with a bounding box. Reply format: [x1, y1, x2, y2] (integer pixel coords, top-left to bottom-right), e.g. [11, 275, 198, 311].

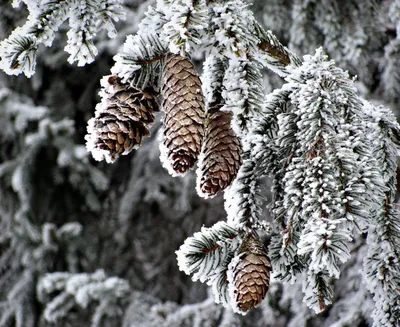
[224, 150, 266, 233]
[361, 103, 400, 326]
[222, 58, 265, 137]
[136, 54, 167, 66]
[112, 33, 168, 88]
[247, 48, 395, 313]
[38, 270, 131, 324]
[176, 221, 239, 306]
[162, 0, 208, 54]
[253, 21, 302, 76]
[206, 0, 301, 76]
[110, 5, 169, 87]
[0, 29, 38, 77]
[206, 0, 258, 58]
[176, 221, 239, 283]
[0, 0, 125, 76]
[303, 271, 333, 314]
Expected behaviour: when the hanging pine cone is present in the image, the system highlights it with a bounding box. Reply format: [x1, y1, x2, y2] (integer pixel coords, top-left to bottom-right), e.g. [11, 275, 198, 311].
[160, 54, 205, 176]
[86, 76, 158, 163]
[229, 233, 271, 313]
[197, 109, 242, 198]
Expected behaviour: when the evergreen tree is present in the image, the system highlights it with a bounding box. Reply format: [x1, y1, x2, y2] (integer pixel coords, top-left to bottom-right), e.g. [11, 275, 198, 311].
[0, 1, 399, 326]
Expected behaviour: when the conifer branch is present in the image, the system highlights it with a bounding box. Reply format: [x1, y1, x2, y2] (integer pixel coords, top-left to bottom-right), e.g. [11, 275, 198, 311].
[253, 21, 300, 66]
[176, 221, 240, 307]
[0, 0, 125, 76]
[258, 39, 291, 66]
[136, 54, 167, 66]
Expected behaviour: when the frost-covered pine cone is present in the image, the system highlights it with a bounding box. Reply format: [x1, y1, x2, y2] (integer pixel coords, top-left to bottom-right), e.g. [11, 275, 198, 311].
[160, 54, 205, 176]
[86, 76, 158, 163]
[197, 110, 242, 198]
[229, 233, 272, 313]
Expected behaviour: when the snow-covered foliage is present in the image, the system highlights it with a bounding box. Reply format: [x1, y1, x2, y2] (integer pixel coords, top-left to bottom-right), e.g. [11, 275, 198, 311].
[111, 4, 167, 86]
[222, 58, 264, 135]
[0, 0, 125, 77]
[0, 85, 110, 325]
[245, 48, 400, 319]
[176, 221, 240, 306]
[361, 103, 400, 326]
[1, 0, 400, 326]
[162, 0, 208, 54]
[38, 270, 130, 325]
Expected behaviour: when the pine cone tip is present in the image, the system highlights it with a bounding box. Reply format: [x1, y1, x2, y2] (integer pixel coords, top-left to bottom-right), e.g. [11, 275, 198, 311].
[160, 144, 195, 177]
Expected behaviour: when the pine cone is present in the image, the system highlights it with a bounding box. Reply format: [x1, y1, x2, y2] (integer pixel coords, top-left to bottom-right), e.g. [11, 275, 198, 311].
[87, 76, 158, 162]
[197, 110, 242, 198]
[161, 54, 205, 176]
[230, 233, 271, 312]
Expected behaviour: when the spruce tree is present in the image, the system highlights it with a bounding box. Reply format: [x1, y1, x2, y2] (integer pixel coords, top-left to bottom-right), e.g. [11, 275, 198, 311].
[0, 1, 399, 326]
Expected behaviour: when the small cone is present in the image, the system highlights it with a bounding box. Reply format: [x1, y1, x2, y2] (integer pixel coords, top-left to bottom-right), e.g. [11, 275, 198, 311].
[197, 110, 242, 198]
[230, 233, 271, 312]
[87, 76, 158, 162]
[161, 54, 205, 176]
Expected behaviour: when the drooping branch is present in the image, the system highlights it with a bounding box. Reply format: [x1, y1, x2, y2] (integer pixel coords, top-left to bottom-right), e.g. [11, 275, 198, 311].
[258, 40, 290, 65]
[252, 21, 302, 75]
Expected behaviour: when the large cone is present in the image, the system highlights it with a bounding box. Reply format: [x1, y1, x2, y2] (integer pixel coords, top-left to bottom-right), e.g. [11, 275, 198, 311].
[197, 110, 242, 198]
[161, 55, 205, 176]
[87, 76, 158, 162]
[230, 233, 272, 313]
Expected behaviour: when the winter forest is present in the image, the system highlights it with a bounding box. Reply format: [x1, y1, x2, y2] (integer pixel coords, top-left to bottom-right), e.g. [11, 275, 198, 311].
[0, 0, 400, 326]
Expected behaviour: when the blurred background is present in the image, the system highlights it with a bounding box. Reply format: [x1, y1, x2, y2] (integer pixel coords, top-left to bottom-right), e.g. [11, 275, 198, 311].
[0, 0, 398, 326]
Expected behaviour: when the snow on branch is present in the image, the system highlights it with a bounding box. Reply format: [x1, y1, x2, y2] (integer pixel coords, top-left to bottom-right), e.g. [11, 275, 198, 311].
[253, 21, 302, 76]
[161, 0, 208, 54]
[303, 271, 334, 313]
[111, 5, 168, 86]
[0, 29, 38, 77]
[220, 59, 270, 233]
[38, 270, 131, 324]
[363, 205, 400, 327]
[1, 0, 303, 80]
[176, 221, 239, 306]
[206, 0, 300, 75]
[222, 58, 264, 136]
[361, 102, 400, 326]
[206, 0, 258, 58]
[0, 0, 125, 77]
[233, 48, 398, 313]
[201, 54, 227, 107]
[224, 149, 266, 233]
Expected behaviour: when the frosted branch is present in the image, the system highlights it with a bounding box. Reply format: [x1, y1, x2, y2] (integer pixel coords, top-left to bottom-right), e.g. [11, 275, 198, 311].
[176, 221, 240, 306]
[0, 0, 125, 76]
